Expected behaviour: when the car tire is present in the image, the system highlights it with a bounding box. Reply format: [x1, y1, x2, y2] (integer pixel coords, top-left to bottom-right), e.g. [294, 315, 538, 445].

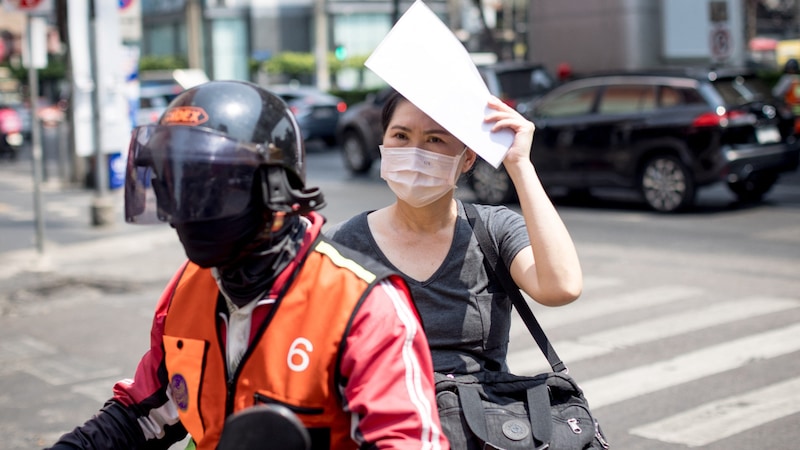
[468, 159, 515, 204]
[727, 172, 777, 203]
[639, 154, 695, 212]
[341, 130, 373, 174]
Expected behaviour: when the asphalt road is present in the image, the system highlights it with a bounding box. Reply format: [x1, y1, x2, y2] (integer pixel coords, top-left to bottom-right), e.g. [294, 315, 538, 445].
[1, 144, 799, 449]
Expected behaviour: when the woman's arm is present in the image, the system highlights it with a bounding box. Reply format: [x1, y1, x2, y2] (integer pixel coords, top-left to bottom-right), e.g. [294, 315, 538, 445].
[484, 97, 583, 306]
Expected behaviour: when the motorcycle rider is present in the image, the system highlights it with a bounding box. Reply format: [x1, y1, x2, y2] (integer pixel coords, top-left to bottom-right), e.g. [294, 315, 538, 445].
[48, 80, 447, 449]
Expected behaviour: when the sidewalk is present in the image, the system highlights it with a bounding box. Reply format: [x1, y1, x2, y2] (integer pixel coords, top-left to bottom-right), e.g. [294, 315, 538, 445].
[0, 185, 190, 449]
[0, 225, 188, 315]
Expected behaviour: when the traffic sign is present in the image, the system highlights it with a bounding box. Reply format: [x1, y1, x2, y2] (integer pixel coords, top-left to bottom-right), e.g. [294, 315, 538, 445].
[3, 0, 53, 14]
[710, 25, 732, 61]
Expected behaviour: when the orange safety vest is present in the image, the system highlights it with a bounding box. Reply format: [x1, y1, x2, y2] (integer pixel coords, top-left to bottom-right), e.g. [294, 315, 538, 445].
[783, 77, 800, 133]
[163, 239, 389, 449]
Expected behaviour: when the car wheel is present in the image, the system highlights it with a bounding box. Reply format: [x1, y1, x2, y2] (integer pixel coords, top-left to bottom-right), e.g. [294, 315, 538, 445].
[468, 159, 514, 204]
[727, 172, 778, 203]
[639, 154, 695, 212]
[341, 130, 373, 174]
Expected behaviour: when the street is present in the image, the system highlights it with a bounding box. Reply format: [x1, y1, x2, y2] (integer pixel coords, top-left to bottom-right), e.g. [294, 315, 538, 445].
[1, 144, 799, 449]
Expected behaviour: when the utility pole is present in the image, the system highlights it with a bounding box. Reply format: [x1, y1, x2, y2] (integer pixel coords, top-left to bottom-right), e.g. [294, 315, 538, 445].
[314, 0, 330, 91]
[89, 0, 113, 226]
[186, 0, 204, 70]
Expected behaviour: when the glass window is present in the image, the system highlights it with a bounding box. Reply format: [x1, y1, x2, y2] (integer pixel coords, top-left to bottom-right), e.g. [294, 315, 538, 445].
[145, 25, 176, 56]
[598, 85, 653, 114]
[660, 86, 682, 107]
[537, 86, 597, 118]
[495, 68, 554, 98]
[211, 18, 248, 81]
[639, 86, 658, 111]
[333, 14, 392, 57]
[678, 87, 706, 105]
[712, 75, 772, 105]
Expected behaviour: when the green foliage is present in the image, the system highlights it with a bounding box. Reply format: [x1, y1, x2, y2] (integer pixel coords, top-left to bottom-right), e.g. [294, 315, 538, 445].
[756, 69, 782, 89]
[262, 51, 369, 78]
[330, 87, 383, 105]
[138, 55, 188, 71]
[263, 52, 317, 78]
[38, 54, 67, 80]
[342, 54, 369, 70]
[0, 53, 67, 82]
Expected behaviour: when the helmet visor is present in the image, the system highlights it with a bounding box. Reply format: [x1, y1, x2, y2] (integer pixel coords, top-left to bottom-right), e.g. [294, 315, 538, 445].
[125, 125, 271, 224]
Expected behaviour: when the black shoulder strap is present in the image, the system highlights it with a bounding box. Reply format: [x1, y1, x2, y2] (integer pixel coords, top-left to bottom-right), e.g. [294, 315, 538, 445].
[463, 202, 567, 373]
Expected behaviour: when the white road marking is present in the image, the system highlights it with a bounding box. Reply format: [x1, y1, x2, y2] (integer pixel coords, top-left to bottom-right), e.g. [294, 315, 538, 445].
[629, 376, 800, 447]
[524, 285, 705, 329]
[0, 335, 57, 363]
[71, 377, 121, 403]
[20, 355, 120, 386]
[509, 296, 799, 374]
[579, 322, 800, 409]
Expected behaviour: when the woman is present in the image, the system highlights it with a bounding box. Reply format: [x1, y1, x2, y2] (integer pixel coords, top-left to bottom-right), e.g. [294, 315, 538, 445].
[326, 91, 582, 375]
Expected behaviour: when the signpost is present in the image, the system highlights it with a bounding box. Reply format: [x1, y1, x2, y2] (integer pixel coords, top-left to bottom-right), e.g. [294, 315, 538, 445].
[709, 0, 732, 64]
[4, 0, 52, 254]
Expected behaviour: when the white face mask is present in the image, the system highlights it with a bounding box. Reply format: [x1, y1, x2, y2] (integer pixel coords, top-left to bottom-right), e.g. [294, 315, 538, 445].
[379, 145, 466, 207]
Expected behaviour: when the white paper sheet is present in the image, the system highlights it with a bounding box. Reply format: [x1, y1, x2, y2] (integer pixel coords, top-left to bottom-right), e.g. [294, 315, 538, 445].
[364, 0, 514, 168]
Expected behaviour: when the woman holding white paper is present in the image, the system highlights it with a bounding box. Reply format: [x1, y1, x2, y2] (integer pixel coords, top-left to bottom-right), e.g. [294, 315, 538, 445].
[325, 91, 582, 374]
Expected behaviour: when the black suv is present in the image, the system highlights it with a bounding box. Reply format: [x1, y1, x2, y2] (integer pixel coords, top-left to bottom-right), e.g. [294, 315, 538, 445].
[336, 62, 555, 174]
[469, 67, 800, 212]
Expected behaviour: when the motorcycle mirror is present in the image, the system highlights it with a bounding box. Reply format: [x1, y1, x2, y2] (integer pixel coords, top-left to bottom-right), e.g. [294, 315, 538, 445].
[217, 404, 311, 450]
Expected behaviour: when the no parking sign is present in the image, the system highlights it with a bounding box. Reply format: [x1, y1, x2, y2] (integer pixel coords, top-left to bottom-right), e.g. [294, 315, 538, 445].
[3, 0, 53, 13]
[710, 25, 732, 62]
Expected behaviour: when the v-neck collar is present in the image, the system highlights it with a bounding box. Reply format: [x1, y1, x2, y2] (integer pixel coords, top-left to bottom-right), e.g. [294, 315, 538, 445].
[361, 200, 467, 286]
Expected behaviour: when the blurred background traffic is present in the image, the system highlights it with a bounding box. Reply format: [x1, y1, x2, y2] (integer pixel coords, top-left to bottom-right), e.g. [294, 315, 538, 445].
[1, 0, 800, 215]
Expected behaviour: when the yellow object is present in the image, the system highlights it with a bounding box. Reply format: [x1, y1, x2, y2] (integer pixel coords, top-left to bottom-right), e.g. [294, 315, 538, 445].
[775, 40, 800, 68]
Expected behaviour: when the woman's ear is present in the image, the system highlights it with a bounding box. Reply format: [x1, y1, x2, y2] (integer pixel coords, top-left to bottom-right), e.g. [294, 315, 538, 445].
[462, 149, 477, 173]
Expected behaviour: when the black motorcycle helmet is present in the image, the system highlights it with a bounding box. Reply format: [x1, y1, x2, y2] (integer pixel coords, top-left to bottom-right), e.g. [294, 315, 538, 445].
[785, 58, 799, 74]
[124, 80, 325, 224]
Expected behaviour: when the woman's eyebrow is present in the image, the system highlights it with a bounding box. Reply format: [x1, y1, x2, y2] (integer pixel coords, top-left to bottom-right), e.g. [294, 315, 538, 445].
[388, 124, 451, 137]
[388, 124, 411, 132]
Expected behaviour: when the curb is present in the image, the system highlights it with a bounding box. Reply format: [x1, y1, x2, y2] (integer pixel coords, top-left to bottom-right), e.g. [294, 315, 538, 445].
[0, 226, 183, 282]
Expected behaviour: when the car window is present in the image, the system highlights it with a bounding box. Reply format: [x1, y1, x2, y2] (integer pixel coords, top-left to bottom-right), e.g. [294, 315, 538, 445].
[495, 68, 554, 98]
[598, 85, 655, 114]
[659, 86, 682, 107]
[640, 87, 658, 111]
[537, 86, 598, 117]
[679, 87, 706, 105]
[711, 75, 771, 105]
[140, 96, 168, 108]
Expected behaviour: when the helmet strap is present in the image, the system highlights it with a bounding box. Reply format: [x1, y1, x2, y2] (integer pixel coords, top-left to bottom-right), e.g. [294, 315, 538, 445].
[261, 166, 326, 215]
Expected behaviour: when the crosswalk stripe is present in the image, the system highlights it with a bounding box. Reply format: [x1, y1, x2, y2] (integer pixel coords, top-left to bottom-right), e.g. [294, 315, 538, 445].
[20, 355, 120, 386]
[579, 322, 800, 409]
[629, 376, 800, 447]
[72, 378, 119, 403]
[523, 285, 704, 329]
[581, 275, 623, 290]
[0, 335, 57, 363]
[508, 296, 799, 374]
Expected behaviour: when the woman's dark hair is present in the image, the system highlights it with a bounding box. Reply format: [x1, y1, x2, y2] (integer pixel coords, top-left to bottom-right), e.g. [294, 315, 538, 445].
[381, 90, 405, 133]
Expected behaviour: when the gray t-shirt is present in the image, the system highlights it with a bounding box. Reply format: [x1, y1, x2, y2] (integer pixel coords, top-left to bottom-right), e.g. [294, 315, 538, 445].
[325, 200, 530, 374]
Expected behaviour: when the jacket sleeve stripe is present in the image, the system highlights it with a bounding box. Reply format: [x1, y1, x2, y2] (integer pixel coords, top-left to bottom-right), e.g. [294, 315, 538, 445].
[382, 279, 443, 450]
